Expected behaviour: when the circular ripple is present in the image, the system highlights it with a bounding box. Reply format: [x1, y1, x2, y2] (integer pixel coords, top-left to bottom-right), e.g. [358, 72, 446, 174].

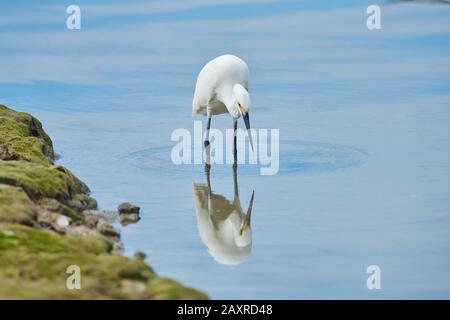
[124, 141, 368, 176]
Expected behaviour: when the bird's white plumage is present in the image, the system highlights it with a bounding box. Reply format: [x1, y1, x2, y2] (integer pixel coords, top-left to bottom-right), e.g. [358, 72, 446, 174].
[193, 183, 252, 266]
[192, 54, 250, 118]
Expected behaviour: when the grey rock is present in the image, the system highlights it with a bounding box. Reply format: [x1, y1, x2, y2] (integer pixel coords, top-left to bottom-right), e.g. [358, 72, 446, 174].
[134, 251, 147, 260]
[68, 194, 98, 211]
[0, 145, 19, 161]
[121, 280, 149, 299]
[96, 219, 120, 239]
[37, 209, 71, 234]
[120, 213, 140, 226]
[118, 202, 140, 214]
[66, 225, 99, 237]
[36, 209, 52, 227]
[84, 209, 118, 224]
[112, 241, 125, 255]
[37, 198, 62, 212]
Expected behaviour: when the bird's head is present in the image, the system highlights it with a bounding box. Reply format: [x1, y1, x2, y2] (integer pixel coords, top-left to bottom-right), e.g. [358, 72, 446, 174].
[233, 84, 251, 116]
[238, 190, 254, 244]
[232, 84, 253, 150]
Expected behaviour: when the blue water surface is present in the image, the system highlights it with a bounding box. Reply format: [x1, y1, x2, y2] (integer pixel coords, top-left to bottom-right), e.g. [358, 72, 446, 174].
[1, 0, 450, 299]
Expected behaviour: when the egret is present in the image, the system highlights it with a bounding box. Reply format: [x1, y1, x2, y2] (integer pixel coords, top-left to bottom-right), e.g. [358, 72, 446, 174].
[193, 168, 255, 266]
[192, 54, 253, 170]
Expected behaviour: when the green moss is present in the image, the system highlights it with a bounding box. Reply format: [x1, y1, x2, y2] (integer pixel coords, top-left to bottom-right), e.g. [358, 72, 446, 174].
[0, 105, 54, 164]
[0, 117, 49, 165]
[0, 224, 150, 299]
[54, 166, 90, 195]
[0, 161, 92, 204]
[0, 184, 37, 226]
[148, 278, 208, 300]
[0, 161, 70, 201]
[0, 224, 207, 299]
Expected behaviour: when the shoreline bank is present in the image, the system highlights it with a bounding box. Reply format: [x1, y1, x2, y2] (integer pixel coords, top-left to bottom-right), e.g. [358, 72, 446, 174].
[0, 104, 207, 299]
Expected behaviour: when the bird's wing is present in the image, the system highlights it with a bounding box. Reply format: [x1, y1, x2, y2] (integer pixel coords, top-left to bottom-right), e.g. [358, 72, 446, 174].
[192, 59, 220, 114]
[193, 183, 234, 221]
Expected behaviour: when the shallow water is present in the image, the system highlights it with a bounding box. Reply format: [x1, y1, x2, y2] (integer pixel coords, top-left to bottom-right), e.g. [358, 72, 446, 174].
[1, 1, 450, 298]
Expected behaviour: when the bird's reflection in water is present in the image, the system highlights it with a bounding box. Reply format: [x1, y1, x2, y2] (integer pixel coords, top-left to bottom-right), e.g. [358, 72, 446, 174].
[193, 168, 254, 266]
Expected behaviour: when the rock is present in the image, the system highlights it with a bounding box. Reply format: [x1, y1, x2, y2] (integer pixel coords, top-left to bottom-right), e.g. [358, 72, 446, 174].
[112, 241, 125, 255]
[0, 161, 71, 202]
[121, 280, 149, 299]
[56, 215, 70, 228]
[36, 208, 72, 234]
[117, 259, 153, 281]
[66, 225, 99, 237]
[35, 198, 85, 224]
[53, 165, 90, 195]
[84, 213, 99, 228]
[118, 202, 141, 226]
[0, 104, 54, 164]
[134, 251, 147, 260]
[84, 209, 118, 224]
[36, 198, 62, 212]
[85, 196, 98, 210]
[67, 194, 98, 211]
[0, 146, 19, 161]
[36, 208, 52, 227]
[50, 214, 71, 234]
[96, 219, 120, 239]
[120, 213, 140, 226]
[118, 202, 140, 214]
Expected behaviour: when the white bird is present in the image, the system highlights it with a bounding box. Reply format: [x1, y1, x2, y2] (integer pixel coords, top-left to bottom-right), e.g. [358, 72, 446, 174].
[192, 54, 253, 169]
[193, 169, 254, 266]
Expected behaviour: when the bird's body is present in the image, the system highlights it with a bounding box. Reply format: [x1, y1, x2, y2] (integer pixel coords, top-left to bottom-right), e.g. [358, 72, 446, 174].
[192, 54, 254, 168]
[192, 54, 250, 118]
[193, 183, 253, 266]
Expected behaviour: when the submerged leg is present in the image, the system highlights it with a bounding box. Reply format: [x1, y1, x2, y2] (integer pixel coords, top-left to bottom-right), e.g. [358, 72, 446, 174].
[233, 119, 238, 168]
[206, 167, 212, 196]
[204, 116, 212, 172]
[233, 163, 239, 198]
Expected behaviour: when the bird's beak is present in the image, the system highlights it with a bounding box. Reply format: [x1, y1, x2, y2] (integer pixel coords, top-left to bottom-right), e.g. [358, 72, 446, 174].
[239, 190, 255, 236]
[242, 112, 254, 151]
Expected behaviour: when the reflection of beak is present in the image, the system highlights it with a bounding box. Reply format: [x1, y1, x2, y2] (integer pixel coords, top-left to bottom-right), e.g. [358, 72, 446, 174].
[243, 112, 254, 151]
[240, 190, 255, 235]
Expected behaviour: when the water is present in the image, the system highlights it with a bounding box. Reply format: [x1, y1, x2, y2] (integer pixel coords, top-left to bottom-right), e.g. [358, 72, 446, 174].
[1, 0, 450, 299]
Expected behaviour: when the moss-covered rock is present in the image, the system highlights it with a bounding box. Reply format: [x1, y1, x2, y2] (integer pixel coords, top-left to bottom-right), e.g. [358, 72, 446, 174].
[0, 104, 207, 300]
[0, 161, 93, 204]
[0, 224, 207, 299]
[0, 161, 71, 201]
[0, 104, 54, 164]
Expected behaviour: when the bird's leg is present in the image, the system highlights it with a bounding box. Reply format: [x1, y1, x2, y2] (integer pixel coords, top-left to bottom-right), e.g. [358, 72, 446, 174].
[233, 162, 239, 198]
[206, 166, 212, 196]
[204, 116, 212, 172]
[233, 119, 238, 168]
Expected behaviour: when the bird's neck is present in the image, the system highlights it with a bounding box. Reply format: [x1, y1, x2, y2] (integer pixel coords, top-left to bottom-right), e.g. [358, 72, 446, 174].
[217, 87, 233, 107]
[218, 87, 238, 118]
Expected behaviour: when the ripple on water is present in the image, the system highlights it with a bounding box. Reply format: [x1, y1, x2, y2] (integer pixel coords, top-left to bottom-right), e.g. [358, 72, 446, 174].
[124, 140, 368, 177]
